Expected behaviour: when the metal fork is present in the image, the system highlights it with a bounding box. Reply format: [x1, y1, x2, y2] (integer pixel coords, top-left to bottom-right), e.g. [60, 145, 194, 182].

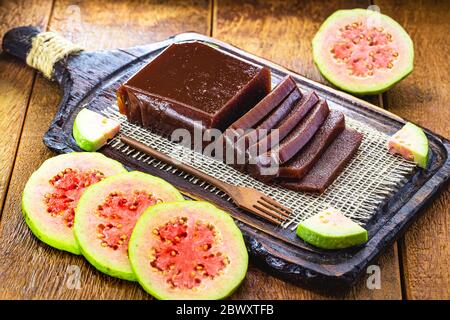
[120, 135, 292, 225]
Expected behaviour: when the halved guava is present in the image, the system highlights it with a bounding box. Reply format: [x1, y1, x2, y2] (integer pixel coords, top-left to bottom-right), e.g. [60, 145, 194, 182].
[73, 108, 121, 151]
[22, 152, 127, 255]
[312, 9, 414, 95]
[74, 171, 184, 281]
[129, 201, 248, 300]
[387, 122, 429, 169]
[297, 207, 368, 249]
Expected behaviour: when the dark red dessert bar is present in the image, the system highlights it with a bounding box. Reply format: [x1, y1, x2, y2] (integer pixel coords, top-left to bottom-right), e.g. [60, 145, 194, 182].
[222, 76, 298, 168]
[251, 100, 329, 178]
[252, 91, 319, 153]
[279, 128, 363, 193]
[117, 42, 271, 136]
[229, 75, 296, 130]
[238, 86, 303, 155]
[278, 110, 345, 179]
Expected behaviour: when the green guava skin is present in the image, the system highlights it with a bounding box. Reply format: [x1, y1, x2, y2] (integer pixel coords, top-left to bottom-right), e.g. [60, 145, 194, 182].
[73, 122, 97, 152]
[296, 209, 368, 249]
[312, 9, 414, 95]
[129, 201, 248, 300]
[388, 122, 429, 169]
[22, 197, 82, 255]
[73, 108, 120, 152]
[74, 171, 184, 281]
[21, 153, 127, 255]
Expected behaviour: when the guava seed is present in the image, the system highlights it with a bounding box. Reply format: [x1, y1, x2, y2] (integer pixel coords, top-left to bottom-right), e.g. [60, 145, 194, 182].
[44, 168, 105, 227]
[149, 217, 228, 290]
[96, 190, 157, 250]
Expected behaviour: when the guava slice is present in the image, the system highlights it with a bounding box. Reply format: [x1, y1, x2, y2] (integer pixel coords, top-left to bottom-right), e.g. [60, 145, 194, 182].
[296, 207, 368, 249]
[73, 108, 121, 151]
[129, 201, 248, 300]
[22, 152, 127, 255]
[387, 122, 429, 169]
[74, 171, 184, 281]
[312, 9, 414, 94]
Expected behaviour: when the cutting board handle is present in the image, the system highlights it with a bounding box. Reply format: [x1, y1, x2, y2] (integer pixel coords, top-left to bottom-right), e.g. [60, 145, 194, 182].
[2, 26, 83, 81]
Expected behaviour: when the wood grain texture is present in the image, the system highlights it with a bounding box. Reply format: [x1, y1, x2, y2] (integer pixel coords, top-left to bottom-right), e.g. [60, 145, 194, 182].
[213, 0, 402, 299]
[49, 0, 210, 50]
[231, 245, 402, 300]
[0, 0, 53, 215]
[0, 0, 446, 300]
[0, 0, 209, 299]
[374, 0, 449, 300]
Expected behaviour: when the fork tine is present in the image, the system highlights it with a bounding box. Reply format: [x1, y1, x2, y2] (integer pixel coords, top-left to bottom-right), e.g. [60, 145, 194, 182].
[253, 204, 287, 222]
[247, 205, 283, 225]
[261, 196, 292, 215]
[257, 199, 291, 218]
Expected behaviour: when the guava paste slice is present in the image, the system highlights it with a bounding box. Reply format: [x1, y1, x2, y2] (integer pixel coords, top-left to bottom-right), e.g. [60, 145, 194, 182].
[280, 128, 363, 193]
[129, 201, 248, 300]
[232, 87, 303, 170]
[252, 86, 303, 132]
[22, 152, 126, 254]
[229, 75, 296, 130]
[250, 91, 319, 156]
[278, 110, 346, 179]
[74, 171, 184, 281]
[250, 100, 329, 180]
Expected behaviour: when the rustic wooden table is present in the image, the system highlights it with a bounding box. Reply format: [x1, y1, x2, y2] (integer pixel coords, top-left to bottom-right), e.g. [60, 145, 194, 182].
[0, 0, 448, 300]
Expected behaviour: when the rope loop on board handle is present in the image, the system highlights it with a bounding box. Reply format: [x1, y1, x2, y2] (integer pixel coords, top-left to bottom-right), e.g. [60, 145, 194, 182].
[26, 32, 83, 79]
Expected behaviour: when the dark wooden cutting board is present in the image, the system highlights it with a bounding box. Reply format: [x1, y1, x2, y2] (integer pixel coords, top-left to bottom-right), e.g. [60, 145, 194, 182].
[2, 26, 449, 288]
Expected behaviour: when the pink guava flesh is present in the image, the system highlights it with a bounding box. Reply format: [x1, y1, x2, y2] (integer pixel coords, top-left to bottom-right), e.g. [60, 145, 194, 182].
[44, 168, 105, 228]
[313, 9, 414, 95]
[331, 22, 398, 77]
[388, 141, 414, 161]
[150, 218, 228, 290]
[96, 191, 158, 251]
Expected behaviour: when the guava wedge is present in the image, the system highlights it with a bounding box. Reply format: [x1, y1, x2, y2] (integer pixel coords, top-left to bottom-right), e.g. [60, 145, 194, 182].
[129, 201, 248, 300]
[22, 152, 127, 255]
[296, 207, 368, 249]
[387, 122, 429, 169]
[312, 9, 414, 95]
[73, 108, 121, 151]
[74, 171, 184, 281]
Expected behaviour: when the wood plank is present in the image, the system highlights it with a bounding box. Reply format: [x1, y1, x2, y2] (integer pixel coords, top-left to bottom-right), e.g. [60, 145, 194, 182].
[49, 0, 211, 50]
[231, 245, 401, 300]
[0, 0, 53, 215]
[374, 0, 449, 300]
[0, 0, 210, 299]
[214, 0, 402, 299]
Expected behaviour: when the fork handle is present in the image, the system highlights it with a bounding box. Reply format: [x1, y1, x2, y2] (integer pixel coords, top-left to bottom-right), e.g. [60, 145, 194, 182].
[120, 135, 233, 194]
